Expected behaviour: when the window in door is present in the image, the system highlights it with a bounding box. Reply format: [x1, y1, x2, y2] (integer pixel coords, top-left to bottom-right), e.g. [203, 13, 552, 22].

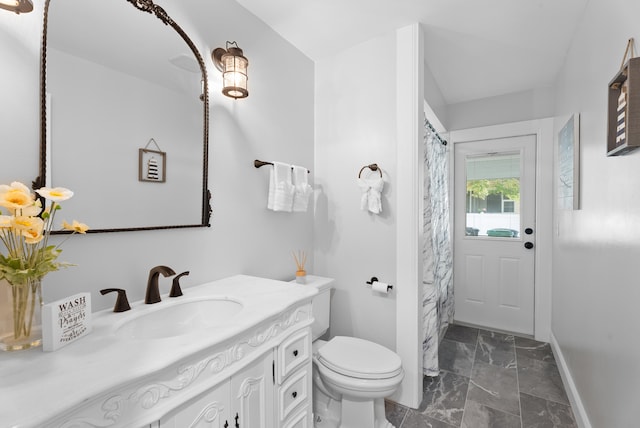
[464, 152, 521, 238]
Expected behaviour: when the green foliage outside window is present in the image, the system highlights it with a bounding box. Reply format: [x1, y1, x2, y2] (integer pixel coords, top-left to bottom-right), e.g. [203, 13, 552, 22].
[466, 178, 520, 201]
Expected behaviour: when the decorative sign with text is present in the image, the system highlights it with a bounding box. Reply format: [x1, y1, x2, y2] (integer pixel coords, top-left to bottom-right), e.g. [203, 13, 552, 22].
[42, 292, 92, 352]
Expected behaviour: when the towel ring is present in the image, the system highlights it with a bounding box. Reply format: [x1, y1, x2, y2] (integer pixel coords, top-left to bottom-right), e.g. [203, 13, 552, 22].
[358, 163, 382, 178]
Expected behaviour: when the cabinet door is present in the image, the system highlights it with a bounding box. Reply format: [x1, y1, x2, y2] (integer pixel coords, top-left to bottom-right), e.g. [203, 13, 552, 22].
[160, 381, 230, 428]
[230, 351, 274, 428]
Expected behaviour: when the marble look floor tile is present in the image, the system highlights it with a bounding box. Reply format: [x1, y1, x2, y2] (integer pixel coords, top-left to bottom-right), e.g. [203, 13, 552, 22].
[476, 330, 516, 368]
[438, 339, 475, 377]
[479, 329, 515, 343]
[401, 409, 457, 428]
[418, 372, 469, 426]
[461, 399, 522, 428]
[467, 360, 520, 416]
[520, 392, 577, 427]
[385, 399, 408, 427]
[517, 354, 569, 405]
[515, 336, 555, 363]
[444, 324, 479, 346]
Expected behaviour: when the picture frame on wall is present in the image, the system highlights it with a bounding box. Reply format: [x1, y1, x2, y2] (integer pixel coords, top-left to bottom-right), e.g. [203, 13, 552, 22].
[138, 148, 166, 183]
[557, 113, 580, 210]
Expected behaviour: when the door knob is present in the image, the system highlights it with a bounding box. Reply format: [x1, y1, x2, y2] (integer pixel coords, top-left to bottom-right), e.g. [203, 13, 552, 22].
[524, 242, 534, 249]
[525, 228, 533, 235]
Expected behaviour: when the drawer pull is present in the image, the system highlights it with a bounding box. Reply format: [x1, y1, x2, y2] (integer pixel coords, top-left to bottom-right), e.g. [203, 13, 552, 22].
[293, 349, 299, 357]
[292, 391, 298, 399]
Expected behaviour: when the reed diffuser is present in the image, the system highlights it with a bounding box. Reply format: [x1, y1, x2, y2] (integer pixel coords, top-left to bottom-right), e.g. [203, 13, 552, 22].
[293, 250, 307, 284]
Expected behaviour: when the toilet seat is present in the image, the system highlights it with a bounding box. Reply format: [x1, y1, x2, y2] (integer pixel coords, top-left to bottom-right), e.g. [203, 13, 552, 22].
[316, 336, 403, 380]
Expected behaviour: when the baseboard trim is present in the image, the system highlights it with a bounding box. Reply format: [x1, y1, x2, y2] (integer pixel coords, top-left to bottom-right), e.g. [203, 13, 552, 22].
[549, 331, 592, 428]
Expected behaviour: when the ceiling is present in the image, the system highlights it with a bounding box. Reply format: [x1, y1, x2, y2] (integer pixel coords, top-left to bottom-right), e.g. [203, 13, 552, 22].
[234, 0, 590, 105]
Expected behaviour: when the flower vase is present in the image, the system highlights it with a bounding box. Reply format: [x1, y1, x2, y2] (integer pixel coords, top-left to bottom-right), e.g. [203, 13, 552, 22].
[0, 278, 43, 351]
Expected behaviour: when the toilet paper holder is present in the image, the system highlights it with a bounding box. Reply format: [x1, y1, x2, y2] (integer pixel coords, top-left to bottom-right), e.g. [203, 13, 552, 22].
[366, 277, 393, 291]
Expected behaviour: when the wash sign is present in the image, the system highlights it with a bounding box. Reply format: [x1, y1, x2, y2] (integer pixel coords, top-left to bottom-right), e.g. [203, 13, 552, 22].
[42, 292, 92, 352]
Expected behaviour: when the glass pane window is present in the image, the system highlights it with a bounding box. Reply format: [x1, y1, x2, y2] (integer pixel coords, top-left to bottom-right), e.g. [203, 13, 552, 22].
[465, 152, 521, 238]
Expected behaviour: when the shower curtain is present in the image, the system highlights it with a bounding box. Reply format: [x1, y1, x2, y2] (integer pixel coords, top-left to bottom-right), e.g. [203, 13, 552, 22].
[422, 117, 454, 376]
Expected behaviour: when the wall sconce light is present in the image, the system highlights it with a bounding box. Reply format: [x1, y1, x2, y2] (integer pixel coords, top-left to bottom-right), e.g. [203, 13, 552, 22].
[0, 0, 33, 13]
[212, 41, 249, 99]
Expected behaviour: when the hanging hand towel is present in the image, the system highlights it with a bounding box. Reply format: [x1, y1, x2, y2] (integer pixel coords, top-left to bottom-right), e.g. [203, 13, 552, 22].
[292, 165, 312, 212]
[267, 161, 294, 212]
[357, 176, 384, 214]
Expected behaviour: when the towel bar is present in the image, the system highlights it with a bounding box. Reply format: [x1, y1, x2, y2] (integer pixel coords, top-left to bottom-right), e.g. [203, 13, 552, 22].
[254, 159, 310, 173]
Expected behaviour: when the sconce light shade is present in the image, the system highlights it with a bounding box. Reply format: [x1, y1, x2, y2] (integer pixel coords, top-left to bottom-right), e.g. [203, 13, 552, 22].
[0, 0, 33, 13]
[212, 41, 249, 99]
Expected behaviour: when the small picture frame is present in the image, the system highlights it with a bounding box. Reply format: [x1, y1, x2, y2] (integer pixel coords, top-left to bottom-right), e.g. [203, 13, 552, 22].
[139, 148, 166, 183]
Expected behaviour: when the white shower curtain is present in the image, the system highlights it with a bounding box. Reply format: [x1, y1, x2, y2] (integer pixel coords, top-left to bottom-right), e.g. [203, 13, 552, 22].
[422, 118, 454, 376]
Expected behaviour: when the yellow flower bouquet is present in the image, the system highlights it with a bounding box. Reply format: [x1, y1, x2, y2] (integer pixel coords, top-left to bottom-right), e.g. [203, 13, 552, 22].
[0, 181, 88, 351]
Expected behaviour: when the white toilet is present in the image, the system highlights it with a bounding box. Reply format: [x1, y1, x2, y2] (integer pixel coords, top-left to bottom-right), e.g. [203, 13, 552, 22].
[307, 276, 404, 428]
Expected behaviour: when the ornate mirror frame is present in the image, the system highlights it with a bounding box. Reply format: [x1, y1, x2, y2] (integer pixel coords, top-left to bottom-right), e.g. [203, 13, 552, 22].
[39, 0, 211, 233]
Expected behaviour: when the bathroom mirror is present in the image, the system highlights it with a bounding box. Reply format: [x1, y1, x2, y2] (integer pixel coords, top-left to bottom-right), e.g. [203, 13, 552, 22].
[40, 0, 211, 233]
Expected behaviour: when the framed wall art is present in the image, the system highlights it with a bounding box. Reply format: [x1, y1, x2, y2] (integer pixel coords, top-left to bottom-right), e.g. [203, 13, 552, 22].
[607, 40, 640, 156]
[138, 138, 166, 183]
[557, 114, 580, 210]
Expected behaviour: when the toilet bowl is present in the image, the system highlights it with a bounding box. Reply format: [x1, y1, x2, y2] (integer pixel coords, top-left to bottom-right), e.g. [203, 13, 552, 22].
[312, 336, 404, 428]
[303, 276, 404, 428]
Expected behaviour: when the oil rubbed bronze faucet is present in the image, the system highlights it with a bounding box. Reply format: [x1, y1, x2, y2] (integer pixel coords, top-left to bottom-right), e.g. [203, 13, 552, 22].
[145, 265, 176, 304]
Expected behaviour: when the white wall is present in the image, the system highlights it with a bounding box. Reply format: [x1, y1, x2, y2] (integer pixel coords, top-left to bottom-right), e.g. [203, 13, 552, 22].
[423, 59, 447, 131]
[314, 31, 398, 351]
[0, 0, 315, 310]
[552, 0, 640, 426]
[447, 86, 556, 131]
[0, 5, 40, 185]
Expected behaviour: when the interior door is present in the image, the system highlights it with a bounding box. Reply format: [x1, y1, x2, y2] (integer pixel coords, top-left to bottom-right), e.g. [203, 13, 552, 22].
[453, 135, 536, 335]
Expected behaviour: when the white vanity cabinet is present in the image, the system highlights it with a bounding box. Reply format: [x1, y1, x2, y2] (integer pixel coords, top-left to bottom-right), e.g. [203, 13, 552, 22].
[160, 350, 274, 428]
[0, 276, 320, 428]
[159, 327, 314, 428]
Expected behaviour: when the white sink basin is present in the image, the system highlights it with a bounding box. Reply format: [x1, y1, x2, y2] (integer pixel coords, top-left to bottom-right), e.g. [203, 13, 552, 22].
[115, 298, 244, 340]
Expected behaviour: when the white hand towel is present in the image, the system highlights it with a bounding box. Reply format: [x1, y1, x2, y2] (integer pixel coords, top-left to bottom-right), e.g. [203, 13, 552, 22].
[292, 165, 312, 212]
[268, 162, 294, 212]
[357, 177, 384, 214]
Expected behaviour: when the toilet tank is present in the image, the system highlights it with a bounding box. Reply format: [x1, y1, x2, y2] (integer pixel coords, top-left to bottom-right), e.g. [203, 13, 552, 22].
[301, 276, 334, 341]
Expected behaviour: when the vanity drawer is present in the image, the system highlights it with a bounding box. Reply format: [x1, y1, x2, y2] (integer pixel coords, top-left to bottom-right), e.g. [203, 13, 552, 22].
[278, 329, 311, 382]
[283, 406, 311, 428]
[278, 368, 310, 422]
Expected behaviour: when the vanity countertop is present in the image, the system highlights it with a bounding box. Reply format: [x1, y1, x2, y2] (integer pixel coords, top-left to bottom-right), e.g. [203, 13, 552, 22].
[0, 274, 318, 428]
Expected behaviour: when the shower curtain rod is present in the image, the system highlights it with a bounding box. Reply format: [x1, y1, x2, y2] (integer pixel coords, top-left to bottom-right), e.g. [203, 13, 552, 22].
[425, 118, 447, 146]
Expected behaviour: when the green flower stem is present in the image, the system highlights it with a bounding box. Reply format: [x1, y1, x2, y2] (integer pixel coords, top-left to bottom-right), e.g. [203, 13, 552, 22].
[8, 279, 40, 339]
[26, 281, 36, 336]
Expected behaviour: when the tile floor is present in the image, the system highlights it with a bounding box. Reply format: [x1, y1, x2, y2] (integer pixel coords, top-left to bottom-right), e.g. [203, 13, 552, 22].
[385, 324, 578, 428]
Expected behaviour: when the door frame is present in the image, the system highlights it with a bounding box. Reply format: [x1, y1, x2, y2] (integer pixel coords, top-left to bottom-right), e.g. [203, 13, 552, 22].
[450, 119, 554, 341]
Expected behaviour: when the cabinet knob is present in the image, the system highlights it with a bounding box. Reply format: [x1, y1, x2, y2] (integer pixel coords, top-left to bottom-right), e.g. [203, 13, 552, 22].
[292, 391, 298, 399]
[293, 349, 298, 357]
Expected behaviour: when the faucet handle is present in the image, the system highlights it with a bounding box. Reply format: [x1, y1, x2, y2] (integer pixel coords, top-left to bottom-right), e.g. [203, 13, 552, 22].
[170, 271, 189, 297]
[100, 288, 131, 312]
